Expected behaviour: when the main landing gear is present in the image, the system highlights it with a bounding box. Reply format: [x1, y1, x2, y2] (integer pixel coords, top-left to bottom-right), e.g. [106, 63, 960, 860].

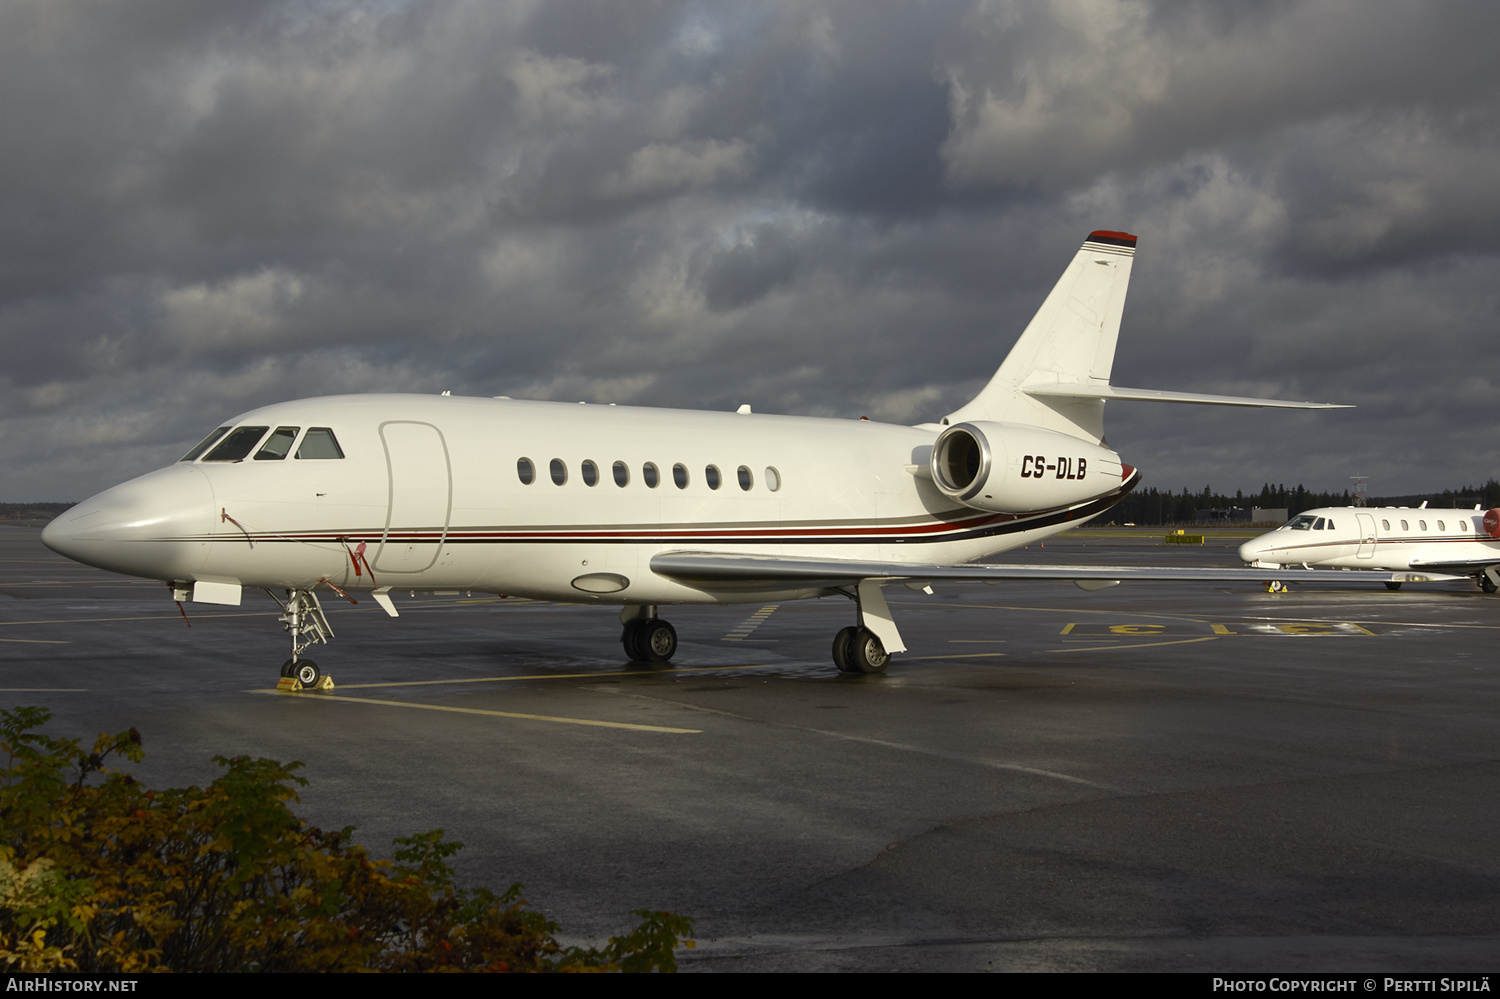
[620, 606, 678, 663]
[273, 588, 333, 689]
[832, 625, 889, 674]
[830, 580, 905, 675]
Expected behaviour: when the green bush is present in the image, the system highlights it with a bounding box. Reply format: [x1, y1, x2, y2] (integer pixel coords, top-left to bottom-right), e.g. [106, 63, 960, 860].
[0, 706, 693, 972]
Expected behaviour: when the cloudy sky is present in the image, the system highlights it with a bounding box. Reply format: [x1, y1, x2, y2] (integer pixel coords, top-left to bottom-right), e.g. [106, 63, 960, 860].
[5, 0, 1499, 501]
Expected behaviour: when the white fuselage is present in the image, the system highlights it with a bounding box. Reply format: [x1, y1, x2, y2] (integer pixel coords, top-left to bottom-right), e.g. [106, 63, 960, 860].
[1238, 506, 1500, 572]
[42, 394, 1133, 607]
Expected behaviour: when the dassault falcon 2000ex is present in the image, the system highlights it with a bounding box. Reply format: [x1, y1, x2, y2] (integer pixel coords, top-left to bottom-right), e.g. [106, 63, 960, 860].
[44, 230, 1348, 685]
[1239, 504, 1500, 591]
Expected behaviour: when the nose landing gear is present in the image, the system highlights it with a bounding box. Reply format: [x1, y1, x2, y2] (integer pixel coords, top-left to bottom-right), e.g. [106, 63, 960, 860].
[273, 588, 334, 690]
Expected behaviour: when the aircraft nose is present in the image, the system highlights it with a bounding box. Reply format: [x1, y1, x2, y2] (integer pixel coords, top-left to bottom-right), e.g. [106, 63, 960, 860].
[1237, 539, 1261, 563]
[43, 465, 215, 580]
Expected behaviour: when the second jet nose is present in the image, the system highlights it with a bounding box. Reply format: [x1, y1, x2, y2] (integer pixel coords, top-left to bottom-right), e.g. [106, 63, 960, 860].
[43, 465, 216, 579]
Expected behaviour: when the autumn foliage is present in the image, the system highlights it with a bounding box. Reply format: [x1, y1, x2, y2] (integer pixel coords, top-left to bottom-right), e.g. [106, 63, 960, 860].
[0, 707, 693, 972]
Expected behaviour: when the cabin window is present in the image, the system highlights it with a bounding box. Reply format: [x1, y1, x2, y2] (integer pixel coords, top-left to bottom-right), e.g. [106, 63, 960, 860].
[765, 467, 781, 492]
[1382, 519, 1390, 530]
[1401, 520, 1409, 531]
[643, 462, 660, 488]
[517, 458, 535, 485]
[181, 427, 231, 462]
[581, 460, 599, 487]
[254, 427, 300, 461]
[1438, 520, 1446, 531]
[550, 459, 567, 486]
[673, 463, 689, 489]
[705, 465, 722, 490]
[203, 426, 270, 462]
[1419, 520, 1428, 531]
[1460, 520, 1470, 532]
[737, 466, 753, 491]
[296, 428, 344, 459]
[613, 461, 629, 487]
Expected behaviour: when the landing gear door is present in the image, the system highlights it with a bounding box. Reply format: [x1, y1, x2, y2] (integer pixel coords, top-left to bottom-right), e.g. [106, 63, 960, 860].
[1356, 513, 1376, 559]
[375, 421, 452, 573]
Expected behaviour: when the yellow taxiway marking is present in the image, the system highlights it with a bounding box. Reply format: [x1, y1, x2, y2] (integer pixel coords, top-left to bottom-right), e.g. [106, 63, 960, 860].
[0, 638, 69, 644]
[0, 612, 274, 627]
[905, 651, 1007, 661]
[270, 692, 701, 734]
[722, 604, 780, 641]
[330, 661, 785, 690]
[1051, 636, 1221, 654]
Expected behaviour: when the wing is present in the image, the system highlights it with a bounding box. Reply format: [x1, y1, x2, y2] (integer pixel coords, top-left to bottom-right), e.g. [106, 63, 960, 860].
[650, 551, 1460, 588]
[1410, 557, 1500, 577]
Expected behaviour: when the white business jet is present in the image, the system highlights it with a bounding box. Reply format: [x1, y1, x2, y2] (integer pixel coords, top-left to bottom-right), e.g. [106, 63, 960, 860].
[1238, 504, 1500, 591]
[43, 231, 1348, 684]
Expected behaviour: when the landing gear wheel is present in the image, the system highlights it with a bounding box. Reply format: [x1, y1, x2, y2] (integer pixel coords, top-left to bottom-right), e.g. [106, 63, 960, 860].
[832, 626, 859, 673]
[294, 660, 320, 688]
[847, 628, 889, 674]
[280, 659, 297, 678]
[1481, 575, 1498, 594]
[641, 619, 678, 663]
[1384, 581, 1403, 591]
[622, 620, 649, 662]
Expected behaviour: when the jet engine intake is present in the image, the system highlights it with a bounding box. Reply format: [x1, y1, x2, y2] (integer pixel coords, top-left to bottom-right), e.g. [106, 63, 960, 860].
[929, 421, 1123, 514]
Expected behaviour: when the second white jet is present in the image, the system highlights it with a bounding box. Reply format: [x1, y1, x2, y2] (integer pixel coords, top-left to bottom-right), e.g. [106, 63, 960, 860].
[1239, 505, 1500, 591]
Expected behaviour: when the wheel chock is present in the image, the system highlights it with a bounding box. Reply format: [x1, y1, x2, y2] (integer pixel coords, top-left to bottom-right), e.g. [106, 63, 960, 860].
[275, 675, 334, 692]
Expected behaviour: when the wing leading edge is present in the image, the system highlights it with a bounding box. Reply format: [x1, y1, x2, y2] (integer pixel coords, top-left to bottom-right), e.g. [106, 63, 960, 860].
[650, 551, 1457, 588]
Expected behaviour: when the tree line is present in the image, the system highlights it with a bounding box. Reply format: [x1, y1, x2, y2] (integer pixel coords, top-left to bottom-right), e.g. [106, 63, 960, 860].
[1106, 480, 1500, 526]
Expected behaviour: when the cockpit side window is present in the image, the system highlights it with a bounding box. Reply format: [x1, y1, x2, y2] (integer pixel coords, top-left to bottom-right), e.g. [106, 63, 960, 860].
[295, 428, 344, 459]
[253, 427, 301, 461]
[1313, 517, 1326, 530]
[203, 426, 271, 462]
[181, 427, 231, 462]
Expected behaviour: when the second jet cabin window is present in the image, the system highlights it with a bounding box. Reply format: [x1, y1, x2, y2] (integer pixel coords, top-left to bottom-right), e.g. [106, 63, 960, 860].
[550, 459, 567, 486]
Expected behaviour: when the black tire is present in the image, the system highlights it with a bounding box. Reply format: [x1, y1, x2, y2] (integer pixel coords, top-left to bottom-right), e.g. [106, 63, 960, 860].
[847, 628, 889, 674]
[295, 660, 320, 687]
[1481, 574, 1498, 594]
[280, 659, 298, 678]
[622, 620, 649, 662]
[1384, 581, 1403, 591]
[642, 619, 677, 662]
[832, 626, 859, 673]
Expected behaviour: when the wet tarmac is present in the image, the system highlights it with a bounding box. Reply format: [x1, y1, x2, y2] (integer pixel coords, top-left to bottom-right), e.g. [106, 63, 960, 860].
[2, 523, 1496, 972]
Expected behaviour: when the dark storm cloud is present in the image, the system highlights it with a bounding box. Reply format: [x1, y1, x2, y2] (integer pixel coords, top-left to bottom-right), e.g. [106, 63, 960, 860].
[3, 1, 1499, 499]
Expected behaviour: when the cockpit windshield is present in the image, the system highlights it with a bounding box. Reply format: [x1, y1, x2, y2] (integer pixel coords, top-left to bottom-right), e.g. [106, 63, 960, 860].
[202, 426, 270, 462]
[180, 427, 231, 462]
[1285, 514, 1318, 531]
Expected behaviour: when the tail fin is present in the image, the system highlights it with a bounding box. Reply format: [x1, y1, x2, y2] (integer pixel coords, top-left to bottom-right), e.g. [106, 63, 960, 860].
[943, 231, 1136, 444]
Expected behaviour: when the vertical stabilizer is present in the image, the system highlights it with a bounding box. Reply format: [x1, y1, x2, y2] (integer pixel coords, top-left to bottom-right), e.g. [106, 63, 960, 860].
[943, 231, 1136, 443]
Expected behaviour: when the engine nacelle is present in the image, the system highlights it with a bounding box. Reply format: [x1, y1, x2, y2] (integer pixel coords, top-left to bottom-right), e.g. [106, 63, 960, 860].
[929, 421, 1124, 514]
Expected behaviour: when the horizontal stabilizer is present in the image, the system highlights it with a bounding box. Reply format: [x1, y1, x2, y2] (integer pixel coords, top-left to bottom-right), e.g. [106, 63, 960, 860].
[1024, 384, 1351, 409]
